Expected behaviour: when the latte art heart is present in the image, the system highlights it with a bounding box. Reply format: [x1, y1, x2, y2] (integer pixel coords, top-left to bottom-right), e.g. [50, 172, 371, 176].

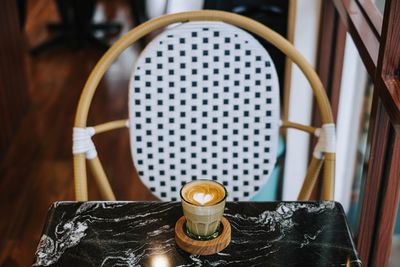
[181, 180, 226, 206]
[193, 192, 213, 205]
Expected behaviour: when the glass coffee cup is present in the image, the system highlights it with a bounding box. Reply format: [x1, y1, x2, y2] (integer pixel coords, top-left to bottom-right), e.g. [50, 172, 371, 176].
[180, 180, 227, 240]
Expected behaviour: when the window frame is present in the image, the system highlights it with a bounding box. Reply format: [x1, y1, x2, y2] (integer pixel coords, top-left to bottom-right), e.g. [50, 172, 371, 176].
[317, 0, 400, 266]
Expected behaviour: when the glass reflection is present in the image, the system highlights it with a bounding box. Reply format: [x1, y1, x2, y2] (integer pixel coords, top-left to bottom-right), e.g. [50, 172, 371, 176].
[346, 79, 373, 235]
[336, 35, 372, 236]
[373, 0, 386, 14]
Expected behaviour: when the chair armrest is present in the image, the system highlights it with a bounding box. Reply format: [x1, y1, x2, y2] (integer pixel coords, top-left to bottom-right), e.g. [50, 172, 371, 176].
[92, 119, 129, 134]
[280, 120, 318, 135]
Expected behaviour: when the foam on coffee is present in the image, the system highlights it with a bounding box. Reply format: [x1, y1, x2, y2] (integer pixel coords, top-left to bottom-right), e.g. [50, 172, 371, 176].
[181, 180, 226, 206]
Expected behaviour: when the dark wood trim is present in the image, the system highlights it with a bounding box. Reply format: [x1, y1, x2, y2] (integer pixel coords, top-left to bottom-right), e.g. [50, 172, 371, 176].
[0, 0, 29, 159]
[356, 97, 391, 266]
[332, 0, 379, 77]
[310, 1, 346, 199]
[356, 0, 400, 265]
[309, 1, 333, 199]
[313, 0, 346, 129]
[379, 0, 400, 77]
[315, 1, 336, 94]
[356, 0, 383, 36]
[333, 0, 400, 128]
[371, 127, 400, 267]
[375, 0, 400, 129]
[366, 0, 400, 265]
[379, 78, 400, 131]
[328, 20, 346, 120]
[329, 0, 400, 265]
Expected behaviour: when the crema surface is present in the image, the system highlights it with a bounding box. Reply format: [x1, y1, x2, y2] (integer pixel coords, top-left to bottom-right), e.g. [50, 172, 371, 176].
[181, 180, 226, 206]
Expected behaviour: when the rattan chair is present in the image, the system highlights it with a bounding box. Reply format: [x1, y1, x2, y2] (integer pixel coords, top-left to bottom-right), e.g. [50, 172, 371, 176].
[72, 10, 335, 201]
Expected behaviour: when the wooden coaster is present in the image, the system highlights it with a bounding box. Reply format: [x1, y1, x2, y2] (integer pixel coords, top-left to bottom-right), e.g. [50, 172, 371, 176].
[175, 216, 231, 255]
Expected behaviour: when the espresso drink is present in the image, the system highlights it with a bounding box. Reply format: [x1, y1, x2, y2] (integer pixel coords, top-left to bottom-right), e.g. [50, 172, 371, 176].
[180, 180, 227, 240]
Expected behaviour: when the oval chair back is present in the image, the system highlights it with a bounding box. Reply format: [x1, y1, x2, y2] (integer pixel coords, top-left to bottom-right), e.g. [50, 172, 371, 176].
[129, 21, 280, 201]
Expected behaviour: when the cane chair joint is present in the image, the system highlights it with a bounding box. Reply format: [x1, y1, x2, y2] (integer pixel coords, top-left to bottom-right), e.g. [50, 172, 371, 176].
[73, 127, 97, 160]
[313, 123, 336, 159]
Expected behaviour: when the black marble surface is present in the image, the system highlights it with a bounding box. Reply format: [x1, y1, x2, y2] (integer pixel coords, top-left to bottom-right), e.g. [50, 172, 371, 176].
[33, 201, 361, 266]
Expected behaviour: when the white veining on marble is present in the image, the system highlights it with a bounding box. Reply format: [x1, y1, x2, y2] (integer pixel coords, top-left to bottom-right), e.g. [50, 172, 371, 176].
[300, 228, 324, 248]
[147, 225, 171, 237]
[33, 220, 88, 266]
[101, 247, 146, 267]
[227, 202, 335, 243]
[34, 202, 360, 266]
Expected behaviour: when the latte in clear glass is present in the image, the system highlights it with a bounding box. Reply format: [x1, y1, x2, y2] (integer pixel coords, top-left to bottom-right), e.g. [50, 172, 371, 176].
[180, 180, 227, 240]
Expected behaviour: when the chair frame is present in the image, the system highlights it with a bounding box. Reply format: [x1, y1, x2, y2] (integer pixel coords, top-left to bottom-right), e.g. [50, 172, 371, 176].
[73, 10, 335, 201]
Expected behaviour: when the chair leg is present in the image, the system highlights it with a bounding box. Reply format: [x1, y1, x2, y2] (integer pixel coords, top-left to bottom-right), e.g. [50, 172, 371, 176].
[74, 153, 89, 201]
[298, 156, 323, 200]
[88, 156, 116, 200]
[321, 152, 335, 200]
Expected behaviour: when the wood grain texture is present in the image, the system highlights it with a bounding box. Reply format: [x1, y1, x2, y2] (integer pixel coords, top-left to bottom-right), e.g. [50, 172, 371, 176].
[377, 0, 400, 129]
[379, 0, 400, 77]
[0, 1, 156, 266]
[332, 0, 379, 77]
[371, 128, 400, 267]
[356, 97, 390, 266]
[0, 0, 29, 160]
[380, 78, 400, 131]
[365, 1, 400, 265]
[313, 0, 346, 124]
[175, 216, 231, 255]
[327, 0, 400, 265]
[329, 19, 346, 121]
[353, 0, 400, 265]
[357, 0, 383, 36]
[310, 1, 346, 199]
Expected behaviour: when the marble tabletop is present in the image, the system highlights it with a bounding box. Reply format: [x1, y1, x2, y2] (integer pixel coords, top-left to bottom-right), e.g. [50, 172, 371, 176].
[33, 201, 361, 266]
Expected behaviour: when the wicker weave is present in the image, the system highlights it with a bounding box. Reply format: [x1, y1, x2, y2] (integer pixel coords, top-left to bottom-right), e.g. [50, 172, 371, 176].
[129, 21, 280, 201]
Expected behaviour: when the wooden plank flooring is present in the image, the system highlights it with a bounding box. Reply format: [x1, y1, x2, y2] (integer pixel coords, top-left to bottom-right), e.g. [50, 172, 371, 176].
[0, 1, 156, 265]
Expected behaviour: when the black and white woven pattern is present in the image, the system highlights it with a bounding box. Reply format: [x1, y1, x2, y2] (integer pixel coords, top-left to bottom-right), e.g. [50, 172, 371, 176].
[129, 22, 280, 201]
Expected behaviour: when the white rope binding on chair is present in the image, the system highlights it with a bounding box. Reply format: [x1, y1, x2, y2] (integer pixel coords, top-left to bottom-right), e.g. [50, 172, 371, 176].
[73, 127, 97, 159]
[313, 123, 336, 159]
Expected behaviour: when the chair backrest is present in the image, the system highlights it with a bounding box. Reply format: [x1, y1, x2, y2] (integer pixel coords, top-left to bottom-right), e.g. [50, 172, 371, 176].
[129, 21, 280, 201]
[72, 10, 335, 202]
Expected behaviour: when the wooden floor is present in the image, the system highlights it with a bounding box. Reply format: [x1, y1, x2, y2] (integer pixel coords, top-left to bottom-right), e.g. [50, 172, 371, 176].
[0, 1, 156, 266]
